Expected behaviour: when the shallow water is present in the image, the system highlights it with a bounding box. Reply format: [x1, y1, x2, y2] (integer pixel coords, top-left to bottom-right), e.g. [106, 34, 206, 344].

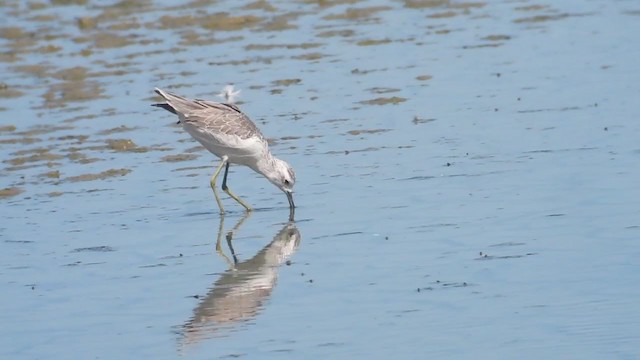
[1, 0, 640, 358]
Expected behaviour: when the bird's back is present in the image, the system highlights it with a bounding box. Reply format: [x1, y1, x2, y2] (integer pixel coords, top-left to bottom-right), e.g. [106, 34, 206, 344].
[154, 88, 265, 141]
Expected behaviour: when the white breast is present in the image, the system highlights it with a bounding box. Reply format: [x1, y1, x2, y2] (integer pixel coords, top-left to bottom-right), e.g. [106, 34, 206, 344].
[183, 124, 267, 168]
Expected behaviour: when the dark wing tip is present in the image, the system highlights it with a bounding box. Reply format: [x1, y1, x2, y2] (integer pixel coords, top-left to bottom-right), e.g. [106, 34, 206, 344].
[219, 102, 243, 114]
[152, 103, 177, 115]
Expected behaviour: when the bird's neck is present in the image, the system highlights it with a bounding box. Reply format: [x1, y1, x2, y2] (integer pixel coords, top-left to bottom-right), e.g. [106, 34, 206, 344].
[252, 151, 277, 177]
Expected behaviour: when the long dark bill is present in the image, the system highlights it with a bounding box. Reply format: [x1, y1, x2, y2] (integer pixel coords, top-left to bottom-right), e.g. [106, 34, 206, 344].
[286, 191, 295, 221]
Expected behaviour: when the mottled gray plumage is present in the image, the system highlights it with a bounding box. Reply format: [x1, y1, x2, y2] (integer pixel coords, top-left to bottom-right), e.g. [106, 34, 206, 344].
[153, 88, 264, 140]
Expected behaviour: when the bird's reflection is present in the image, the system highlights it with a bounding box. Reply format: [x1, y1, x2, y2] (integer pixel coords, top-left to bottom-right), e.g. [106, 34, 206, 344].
[180, 213, 301, 346]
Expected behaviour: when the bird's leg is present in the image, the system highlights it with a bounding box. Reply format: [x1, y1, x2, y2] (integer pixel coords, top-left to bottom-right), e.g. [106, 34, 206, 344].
[221, 162, 253, 211]
[210, 157, 229, 214]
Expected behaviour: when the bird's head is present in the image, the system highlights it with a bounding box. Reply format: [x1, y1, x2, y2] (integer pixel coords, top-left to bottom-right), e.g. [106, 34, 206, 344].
[266, 158, 296, 210]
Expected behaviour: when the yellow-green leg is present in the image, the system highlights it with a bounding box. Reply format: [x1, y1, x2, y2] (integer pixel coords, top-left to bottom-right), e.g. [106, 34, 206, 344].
[221, 162, 253, 212]
[210, 157, 228, 214]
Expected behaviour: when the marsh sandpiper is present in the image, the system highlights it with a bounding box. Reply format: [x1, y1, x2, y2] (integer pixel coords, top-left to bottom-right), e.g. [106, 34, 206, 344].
[153, 87, 296, 220]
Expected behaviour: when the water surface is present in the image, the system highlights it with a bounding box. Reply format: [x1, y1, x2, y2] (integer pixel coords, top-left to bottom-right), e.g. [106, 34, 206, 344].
[1, 0, 639, 358]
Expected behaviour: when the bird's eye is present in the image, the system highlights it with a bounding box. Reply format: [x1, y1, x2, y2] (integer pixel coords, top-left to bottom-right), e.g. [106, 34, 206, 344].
[284, 180, 290, 186]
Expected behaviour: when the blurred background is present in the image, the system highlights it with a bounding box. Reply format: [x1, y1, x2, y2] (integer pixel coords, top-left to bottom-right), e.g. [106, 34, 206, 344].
[1, 0, 639, 358]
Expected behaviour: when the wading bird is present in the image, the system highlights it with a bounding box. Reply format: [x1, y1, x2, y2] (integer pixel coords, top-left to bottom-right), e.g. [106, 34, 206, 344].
[153, 87, 296, 220]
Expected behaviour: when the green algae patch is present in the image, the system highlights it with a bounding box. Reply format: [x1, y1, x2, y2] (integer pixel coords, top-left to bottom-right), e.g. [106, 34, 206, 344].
[0, 125, 17, 132]
[107, 20, 142, 31]
[367, 87, 400, 94]
[317, 29, 355, 38]
[51, 0, 88, 4]
[104, 139, 168, 153]
[0, 27, 26, 40]
[404, 0, 448, 8]
[69, 154, 102, 164]
[77, 16, 98, 30]
[53, 67, 88, 81]
[513, 14, 569, 23]
[36, 44, 62, 54]
[359, 97, 407, 105]
[66, 168, 131, 182]
[242, 0, 277, 12]
[0, 187, 23, 198]
[158, 15, 196, 28]
[201, 13, 262, 30]
[0, 137, 41, 145]
[28, 2, 48, 10]
[356, 38, 391, 46]
[292, 52, 326, 61]
[412, 116, 436, 124]
[106, 139, 138, 152]
[0, 83, 23, 98]
[57, 134, 89, 144]
[159, 13, 263, 31]
[260, 14, 299, 31]
[346, 129, 392, 136]
[272, 79, 301, 86]
[0, 52, 20, 63]
[40, 170, 61, 179]
[324, 6, 392, 20]
[93, 33, 132, 48]
[6, 151, 64, 166]
[449, 2, 486, 9]
[97, 125, 139, 135]
[178, 32, 243, 47]
[299, 0, 359, 7]
[482, 35, 511, 41]
[209, 55, 281, 66]
[514, 5, 549, 12]
[428, 11, 458, 18]
[12, 64, 51, 77]
[17, 124, 73, 136]
[351, 67, 386, 75]
[42, 81, 104, 106]
[161, 154, 199, 163]
[245, 42, 321, 51]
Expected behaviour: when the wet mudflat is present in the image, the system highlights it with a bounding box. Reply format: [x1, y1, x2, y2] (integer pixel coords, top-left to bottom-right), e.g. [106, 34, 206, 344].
[1, 0, 639, 358]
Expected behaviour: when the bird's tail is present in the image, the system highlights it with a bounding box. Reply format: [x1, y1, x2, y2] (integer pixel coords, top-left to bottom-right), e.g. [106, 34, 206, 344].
[152, 87, 202, 115]
[151, 102, 177, 114]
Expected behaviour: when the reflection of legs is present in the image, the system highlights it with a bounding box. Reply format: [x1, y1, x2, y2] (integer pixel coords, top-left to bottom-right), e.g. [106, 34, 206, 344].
[210, 157, 229, 214]
[225, 212, 251, 264]
[215, 215, 234, 268]
[222, 162, 253, 211]
[214, 212, 252, 268]
[225, 232, 238, 264]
